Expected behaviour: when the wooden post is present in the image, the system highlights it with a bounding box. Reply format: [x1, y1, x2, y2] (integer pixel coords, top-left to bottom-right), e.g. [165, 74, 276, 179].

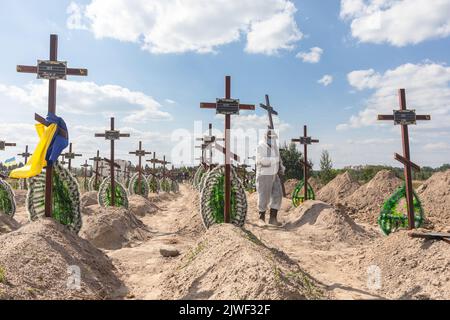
[63, 143, 82, 171]
[81, 160, 91, 191]
[89, 150, 102, 189]
[377, 89, 431, 229]
[17, 34, 88, 217]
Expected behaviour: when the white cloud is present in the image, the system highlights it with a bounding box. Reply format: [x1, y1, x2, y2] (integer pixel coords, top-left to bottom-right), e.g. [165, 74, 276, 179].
[0, 81, 172, 123]
[318, 75, 333, 86]
[296, 47, 323, 63]
[424, 142, 450, 151]
[339, 62, 450, 130]
[340, 0, 450, 46]
[67, 0, 303, 55]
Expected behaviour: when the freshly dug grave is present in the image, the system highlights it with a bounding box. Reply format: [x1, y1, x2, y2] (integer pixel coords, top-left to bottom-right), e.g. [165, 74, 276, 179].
[317, 172, 360, 205]
[80, 206, 151, 250]
[0, 219, 124, 300]
[160, 224, 325, 300]
[128, 195, 159, 217]
[417, 170, 450, 228]
[172, 190, 204, 238]
[0, 214, 20, 234]
[354, 230, 450, 300]
[343, 170, 402, 225]
[284, 201, 374, 246]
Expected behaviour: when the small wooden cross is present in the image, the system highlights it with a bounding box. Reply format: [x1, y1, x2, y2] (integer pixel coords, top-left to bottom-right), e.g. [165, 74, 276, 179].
[146, 152, 162, 176]
[17, 145, 32, 164]
[129, 141, 151, 194]
[89, 150, 103, 189]
[63, 143, 82, 171]
[377, 89, 431, 229]
[292, 125, 319, 202]
[95, 117, 130, 206]
[81, 160, 91, 189]
[200, 76, 255, 223]
[17, 34, 88, 218]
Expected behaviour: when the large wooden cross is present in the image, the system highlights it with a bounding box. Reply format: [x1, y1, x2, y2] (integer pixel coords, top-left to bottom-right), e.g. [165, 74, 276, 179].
[129, 141, 151, 194]
[17, 34, 88, 218]
[292, 125, 319, 202]
[89, 150, 102, 189]
[0, 140, 16, 151]
[95, 117, 130, 206]
[63, 143, 82, 171]
[377, 89, 431, 229]
[200, 76, 255, 223]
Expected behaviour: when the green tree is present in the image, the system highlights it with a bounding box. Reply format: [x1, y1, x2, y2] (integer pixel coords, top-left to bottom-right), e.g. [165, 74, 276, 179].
[319, 150, 335, 184]
[280, 143, 304, 180]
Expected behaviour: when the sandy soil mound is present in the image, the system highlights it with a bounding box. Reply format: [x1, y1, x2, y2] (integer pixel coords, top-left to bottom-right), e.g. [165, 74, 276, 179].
[284, 201, 372, 245]
[80, 206, 151, 250]
[81, 191, 98, 210]
[147, 193, 176, 203]
[0, 219, 124, 300]
[160, 224, 325, 300]
[355, 231, 450, 299]
[417, 170, 450, 228]
[317, 172, 360, 205]
[128, 195, 159, 217]
[172, 190, 205, 238]
[0, 214, 21, 234]
[343, 170, 402, 225]
[284, 178, 322, 199]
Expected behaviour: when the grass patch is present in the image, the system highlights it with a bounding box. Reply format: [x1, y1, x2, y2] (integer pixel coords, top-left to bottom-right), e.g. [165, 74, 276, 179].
[0, 266, 6, 284]
[180, 241, 207, 269]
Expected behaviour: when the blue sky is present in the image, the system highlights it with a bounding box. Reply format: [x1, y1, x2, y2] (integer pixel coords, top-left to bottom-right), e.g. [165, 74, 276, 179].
[0, 0, 449, 169]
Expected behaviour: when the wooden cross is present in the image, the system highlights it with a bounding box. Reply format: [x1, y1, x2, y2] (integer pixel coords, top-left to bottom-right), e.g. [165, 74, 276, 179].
[259, 94, 287, 197]
[0, 140, 16, 151]
[200, 76, 255, 223]
[63, 143, 82, 171]
[377, 89, 431, 230]
[146, 152, 162, 176]
[160, 156, 171, 179]
[292, 125, 319, 202]
[60, 155, 67, 166]
[17, 145, 32, 164]
[89, 150, 102, 189]
[81, 160, 91, 189]
[17, 34, 88, 218]
[129, 141, 151, 195]
[196, 123, 220, 168]
[95, 117, 130, 206]
[248, 156, 257, 173]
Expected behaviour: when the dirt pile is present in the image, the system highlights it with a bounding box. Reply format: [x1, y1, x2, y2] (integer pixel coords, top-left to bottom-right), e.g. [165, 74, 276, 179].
[160, 224, 325, 300]
[0, 214, 20, 234]
[128, 195, 159, 217]
[284, 201, 372, 245]
[284, 178, 322, 199]
[355, 231, 450, 299]
[417, 170, 450, 228]
[81, 191, 98, 210]
[343, 170, 402, 225]
[317, 172, 360, 205]
[0, 219, 124, 300]
[80, 206, 151, 250]
[172, 189, 204, 238]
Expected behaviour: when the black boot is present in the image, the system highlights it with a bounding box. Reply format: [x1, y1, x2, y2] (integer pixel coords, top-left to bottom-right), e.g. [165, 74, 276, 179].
[259, 211, 266, 222]
[269, 209, 282, 226]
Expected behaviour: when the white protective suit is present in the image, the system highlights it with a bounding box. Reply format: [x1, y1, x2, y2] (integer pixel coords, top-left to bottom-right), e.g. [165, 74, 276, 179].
[256, 133, 285, 212]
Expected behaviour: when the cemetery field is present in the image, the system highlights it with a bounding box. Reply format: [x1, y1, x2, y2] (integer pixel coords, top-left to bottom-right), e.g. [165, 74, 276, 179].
[1, 168, 449, 300]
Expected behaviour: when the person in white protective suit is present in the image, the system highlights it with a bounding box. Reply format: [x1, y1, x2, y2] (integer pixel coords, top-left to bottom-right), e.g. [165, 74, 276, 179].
[256, 129, 285, 226]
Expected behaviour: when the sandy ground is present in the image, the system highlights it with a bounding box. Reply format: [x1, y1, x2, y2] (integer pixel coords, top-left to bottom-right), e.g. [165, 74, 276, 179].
[2, 170, 449, 300]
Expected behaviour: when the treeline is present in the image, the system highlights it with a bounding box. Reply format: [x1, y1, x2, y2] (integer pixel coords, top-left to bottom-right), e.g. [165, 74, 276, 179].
[280, 143, 450, 185]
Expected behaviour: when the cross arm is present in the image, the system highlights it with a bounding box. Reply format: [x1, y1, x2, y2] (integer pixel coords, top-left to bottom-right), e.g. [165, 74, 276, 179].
[299, 160, 313, 170]
[16, 65, 37, 74]
[103, 158, 121, 169]
[35, 113, 68, 139]
[260, 104, 278, 115]
[394, 153, 421, 172]
[5, 143, 16, 147]
[214, 143, 240, 162]
[67, 68, 88, 76]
